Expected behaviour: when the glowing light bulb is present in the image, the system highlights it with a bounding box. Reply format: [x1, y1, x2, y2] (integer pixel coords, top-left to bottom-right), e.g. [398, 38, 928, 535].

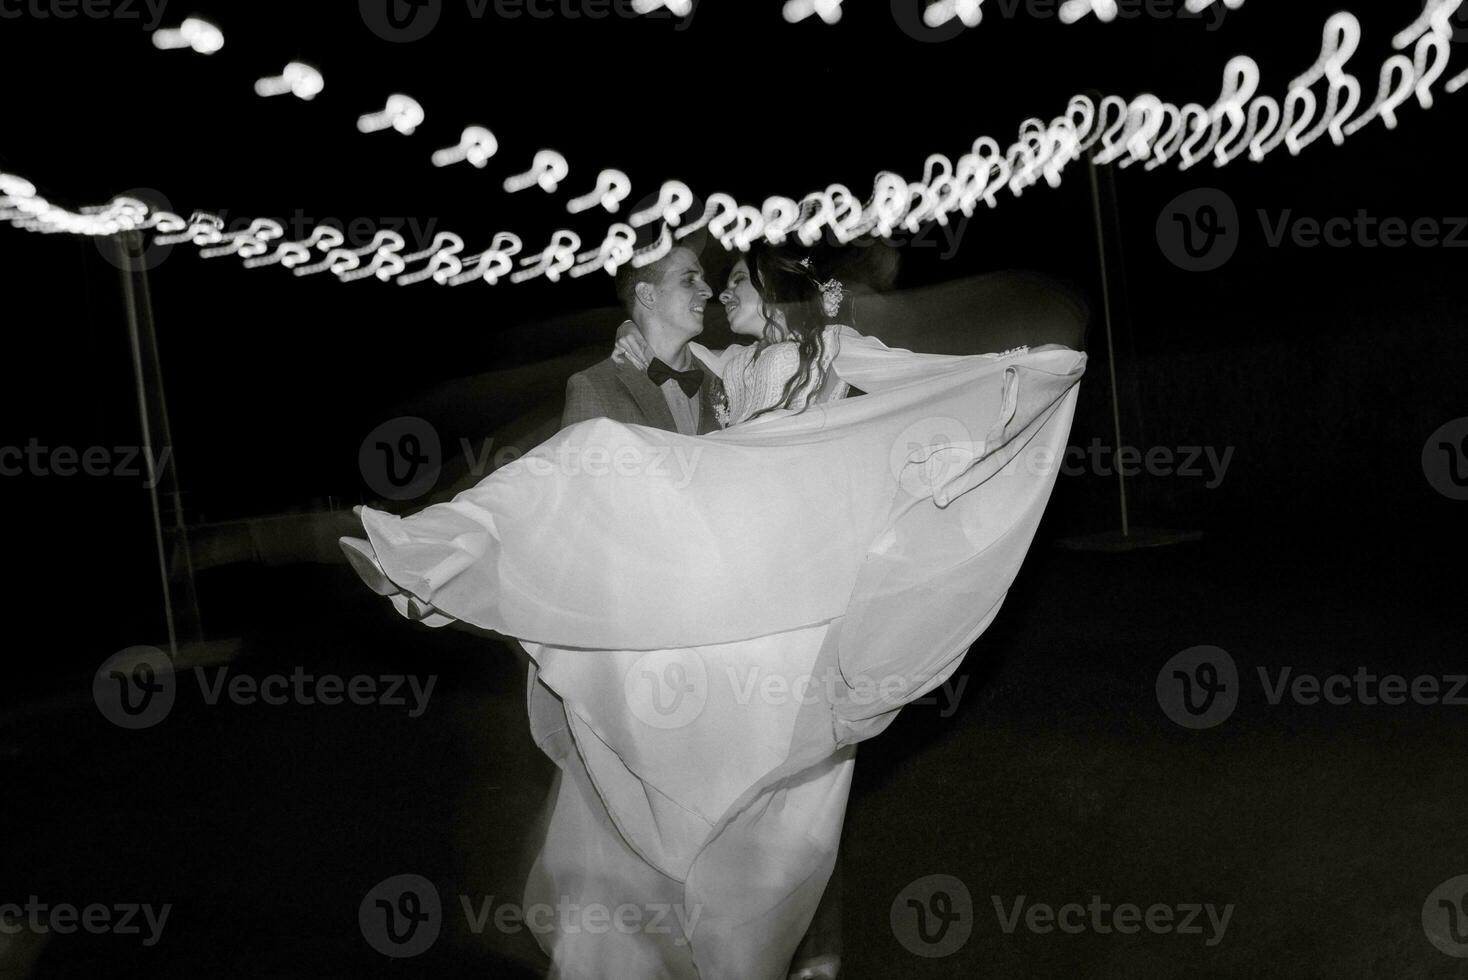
[255, 63, 324, 101]
[503, 150, 569, 194]
[431, 127, 499, 168]
[357, 95, 425, 136]
[566, 170, 632, 215]
[152, 17, 223, 54]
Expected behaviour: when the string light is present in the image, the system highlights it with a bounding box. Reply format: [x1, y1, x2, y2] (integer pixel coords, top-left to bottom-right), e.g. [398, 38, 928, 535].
[628, 180, 694, 228]
[630, 0, 692, 15]
[782, 0, 844, 25]
[6, 6, 1464, 294]
[431, 127, 500, 168]
[356, 95, 425, 136]
[502, 151, 570, 194]
[569, 223, 636, 277]
[151, 17, 224, 54]
[924, 0, 983, 30]
[565, 170, 632, 215]
[445, 233, 524, 286]
[254, 62, 325, 101]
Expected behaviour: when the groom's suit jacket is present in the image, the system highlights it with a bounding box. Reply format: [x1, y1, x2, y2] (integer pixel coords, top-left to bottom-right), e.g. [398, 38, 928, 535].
[561, 356, 721, 435]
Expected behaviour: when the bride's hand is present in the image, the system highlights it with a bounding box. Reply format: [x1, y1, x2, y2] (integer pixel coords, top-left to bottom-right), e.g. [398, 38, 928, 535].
[612, 320, 653, 371]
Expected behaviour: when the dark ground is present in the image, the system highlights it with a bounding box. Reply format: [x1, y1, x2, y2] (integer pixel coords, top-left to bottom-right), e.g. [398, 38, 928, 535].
[5, 519, 1466, 979]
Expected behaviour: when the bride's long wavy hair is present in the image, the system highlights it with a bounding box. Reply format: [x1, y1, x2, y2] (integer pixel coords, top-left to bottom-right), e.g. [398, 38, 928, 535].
[743, 242, 841, 419]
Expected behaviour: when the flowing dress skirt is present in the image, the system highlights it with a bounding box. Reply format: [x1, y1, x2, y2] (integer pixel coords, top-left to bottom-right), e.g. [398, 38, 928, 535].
[342, 331, 1086, 978]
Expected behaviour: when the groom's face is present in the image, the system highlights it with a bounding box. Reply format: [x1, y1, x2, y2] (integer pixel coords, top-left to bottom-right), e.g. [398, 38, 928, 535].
[645, 248, 711, 339]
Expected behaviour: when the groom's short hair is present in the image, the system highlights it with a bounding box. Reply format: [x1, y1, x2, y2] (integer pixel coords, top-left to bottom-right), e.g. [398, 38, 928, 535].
[614, 231, 707, 317]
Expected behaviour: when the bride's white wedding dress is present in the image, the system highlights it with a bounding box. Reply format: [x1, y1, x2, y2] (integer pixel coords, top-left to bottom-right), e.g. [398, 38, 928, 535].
[341, 327, 1086, 979]
[693, 324, 849, 426]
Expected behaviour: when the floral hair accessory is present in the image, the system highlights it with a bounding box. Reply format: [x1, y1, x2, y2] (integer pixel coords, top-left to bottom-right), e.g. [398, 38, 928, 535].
[818, 277, 844, 319]
[797, 255, 842, 318]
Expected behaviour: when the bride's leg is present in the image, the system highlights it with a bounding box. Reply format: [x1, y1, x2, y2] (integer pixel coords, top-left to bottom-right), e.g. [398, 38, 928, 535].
[787, 848, 842, 979]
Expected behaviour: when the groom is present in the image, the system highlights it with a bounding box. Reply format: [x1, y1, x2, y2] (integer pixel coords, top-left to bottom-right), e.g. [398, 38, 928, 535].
[561, 244, 721, 435]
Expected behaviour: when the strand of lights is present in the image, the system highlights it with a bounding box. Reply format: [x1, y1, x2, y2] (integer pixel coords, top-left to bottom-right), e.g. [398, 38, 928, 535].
[356, 95, 425, 136]
[254, 62, 325, 101]
[503, 151, 570, 194]
[566, 170, 632, 215]
[431, 127, 500, 168]
[629, 181, 694, 228]
[7, 5, 1464, 291]
[151, 17, 223, 54]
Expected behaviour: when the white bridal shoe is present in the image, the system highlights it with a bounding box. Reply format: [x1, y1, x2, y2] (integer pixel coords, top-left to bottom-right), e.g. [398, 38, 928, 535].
[338, 536, 397, 596]
[788, 954, 840, 979]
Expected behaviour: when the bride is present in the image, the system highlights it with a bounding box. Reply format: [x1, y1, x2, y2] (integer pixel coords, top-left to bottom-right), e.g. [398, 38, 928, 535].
[341, 243, 1087, 979]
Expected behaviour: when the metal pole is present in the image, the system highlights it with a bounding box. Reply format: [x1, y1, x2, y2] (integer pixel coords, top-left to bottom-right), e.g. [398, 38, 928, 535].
[115, 230, 202, 653]
[1087, 147, 1131, 538]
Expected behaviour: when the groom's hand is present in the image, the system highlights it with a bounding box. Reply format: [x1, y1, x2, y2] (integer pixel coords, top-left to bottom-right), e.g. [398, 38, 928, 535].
[612, 320, 653, 371]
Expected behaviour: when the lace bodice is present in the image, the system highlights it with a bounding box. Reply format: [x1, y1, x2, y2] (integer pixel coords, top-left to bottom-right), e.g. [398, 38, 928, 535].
[693, 324, 849, 427]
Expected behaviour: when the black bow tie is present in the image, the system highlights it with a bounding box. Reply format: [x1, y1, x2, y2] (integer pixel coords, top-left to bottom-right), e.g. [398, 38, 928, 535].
[647, 358, 704, 398]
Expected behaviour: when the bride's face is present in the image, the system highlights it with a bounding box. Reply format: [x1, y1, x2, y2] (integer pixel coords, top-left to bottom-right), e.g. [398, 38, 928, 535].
[720, 259, 783, 338]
